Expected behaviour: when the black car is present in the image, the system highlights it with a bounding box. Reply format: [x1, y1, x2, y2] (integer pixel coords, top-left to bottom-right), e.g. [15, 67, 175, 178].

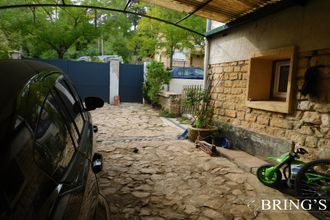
[0, 60, 109, 220]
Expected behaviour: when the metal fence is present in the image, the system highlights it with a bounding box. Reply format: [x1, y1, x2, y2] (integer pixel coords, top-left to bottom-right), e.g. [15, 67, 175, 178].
[181, 84, 203, 116]
[30, 58, 110, 102]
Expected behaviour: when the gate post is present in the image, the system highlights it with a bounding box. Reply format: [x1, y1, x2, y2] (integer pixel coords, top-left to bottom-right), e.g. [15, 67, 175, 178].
[109, 60, 120, 104]
[143, 62, 150, 104]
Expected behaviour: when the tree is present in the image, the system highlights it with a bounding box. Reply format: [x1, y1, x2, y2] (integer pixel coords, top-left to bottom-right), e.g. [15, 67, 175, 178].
[0, 0, 32, 58]
[129, 6, 206, 67]
[97, 1, 148, 62]
[68, 0, 143, 62]
[0, 0, 100, 59]
[30, 1, 99, 59]
[0, 0, 205, 62]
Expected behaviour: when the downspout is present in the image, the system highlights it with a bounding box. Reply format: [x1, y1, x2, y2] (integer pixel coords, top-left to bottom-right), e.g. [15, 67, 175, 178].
[203, 19, 212, 88]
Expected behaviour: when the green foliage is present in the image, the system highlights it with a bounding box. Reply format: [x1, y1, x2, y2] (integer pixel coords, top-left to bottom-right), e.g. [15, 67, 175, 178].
[178, 116, 191, 124]
[0, 0, 100, 59]
[129, 6, 205, 66]
[144, 61, 170, 105]
[194, 104, 213, 128]
[184, 88, 206, 107]
[159, 110, 175, 118]
[184, 87, 213, 128]
[0, 1, 204, 62]
[142, 81, 152, 104]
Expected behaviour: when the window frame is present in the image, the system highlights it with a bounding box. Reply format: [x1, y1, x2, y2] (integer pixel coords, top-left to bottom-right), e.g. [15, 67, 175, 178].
[32, 73, 87, 181]
[60, 77, 87, 121]
[272, 60, 290, 99]
[53, 77, 86, 139]
[33, 91, 76, 182]
[246, 46, 296, 113]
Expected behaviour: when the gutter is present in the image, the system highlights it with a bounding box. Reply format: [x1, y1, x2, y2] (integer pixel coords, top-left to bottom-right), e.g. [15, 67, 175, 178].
[203, 19, 212, 88]
[205, 0, 308, 38]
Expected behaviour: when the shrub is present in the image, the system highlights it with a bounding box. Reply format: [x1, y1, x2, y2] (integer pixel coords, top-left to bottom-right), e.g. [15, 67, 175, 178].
[144, 61, 170, 105]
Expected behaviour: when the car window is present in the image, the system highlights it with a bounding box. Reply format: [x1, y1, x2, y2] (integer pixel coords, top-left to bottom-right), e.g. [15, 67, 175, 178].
[54, 78, 85, 140]
[60, 77, 85, 119]
[34, 92, 75, 181]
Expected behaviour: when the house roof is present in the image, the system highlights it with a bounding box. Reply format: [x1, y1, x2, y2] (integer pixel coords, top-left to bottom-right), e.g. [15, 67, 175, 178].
[142, 0, 284, 23]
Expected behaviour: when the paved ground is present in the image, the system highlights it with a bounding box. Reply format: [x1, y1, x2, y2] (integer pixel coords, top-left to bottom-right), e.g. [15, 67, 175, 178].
[92, 103, 314, 220]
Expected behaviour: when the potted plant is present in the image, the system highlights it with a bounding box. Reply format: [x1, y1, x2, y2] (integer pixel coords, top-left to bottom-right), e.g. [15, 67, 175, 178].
[184, 86, 217, 142]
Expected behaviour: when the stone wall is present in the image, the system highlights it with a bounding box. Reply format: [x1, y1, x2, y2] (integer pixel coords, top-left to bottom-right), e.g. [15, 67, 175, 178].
[209, 48, 330, 159]
[159, 92, 181, 116]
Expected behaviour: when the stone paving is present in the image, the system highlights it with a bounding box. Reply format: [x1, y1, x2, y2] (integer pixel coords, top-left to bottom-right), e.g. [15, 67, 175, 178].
[92, 103, 314, 220]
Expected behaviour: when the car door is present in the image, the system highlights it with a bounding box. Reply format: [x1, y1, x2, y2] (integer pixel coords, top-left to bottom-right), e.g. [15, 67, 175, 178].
[0, 73, 75, 220]
[48, 76, 100, 220]
[1, 72, 102, 220]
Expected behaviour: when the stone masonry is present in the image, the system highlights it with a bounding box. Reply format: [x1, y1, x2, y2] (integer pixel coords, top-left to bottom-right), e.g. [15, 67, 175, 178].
[209, 48, 330, 159]
[159, 92, 182, 116]
[92, 103, 313, 220]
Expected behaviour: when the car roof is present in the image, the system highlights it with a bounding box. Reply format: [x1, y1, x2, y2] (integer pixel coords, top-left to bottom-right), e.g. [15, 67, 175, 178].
[0, 59, 61, 142]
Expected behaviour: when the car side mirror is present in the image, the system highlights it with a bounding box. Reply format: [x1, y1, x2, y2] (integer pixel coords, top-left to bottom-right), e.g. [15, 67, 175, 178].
[84, 97, 104, 111]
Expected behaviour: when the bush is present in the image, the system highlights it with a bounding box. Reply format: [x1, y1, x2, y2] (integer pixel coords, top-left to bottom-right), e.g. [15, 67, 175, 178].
[142, 81, 152, 104]
[184, 87, 213, 128]
[144, 61, 170, 105]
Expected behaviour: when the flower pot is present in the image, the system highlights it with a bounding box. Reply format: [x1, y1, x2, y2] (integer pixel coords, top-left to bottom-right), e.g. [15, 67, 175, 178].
[188, 126, 218, 142]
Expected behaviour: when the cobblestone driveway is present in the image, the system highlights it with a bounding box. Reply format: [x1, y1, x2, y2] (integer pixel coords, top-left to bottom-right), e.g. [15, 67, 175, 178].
[92, 104, 313, 220]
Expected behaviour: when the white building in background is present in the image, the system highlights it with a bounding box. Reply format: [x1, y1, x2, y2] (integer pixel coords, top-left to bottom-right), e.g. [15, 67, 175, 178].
[156, 47, 204, 69]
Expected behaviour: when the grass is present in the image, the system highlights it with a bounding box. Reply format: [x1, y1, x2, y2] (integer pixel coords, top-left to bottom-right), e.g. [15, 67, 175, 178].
[159, 110, 176, 118]
[159, 111, 193, 125]
[178, 116, 192, 124]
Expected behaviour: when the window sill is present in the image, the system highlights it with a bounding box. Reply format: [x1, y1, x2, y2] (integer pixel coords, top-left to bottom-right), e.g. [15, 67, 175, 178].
[246, 100, 289, 113]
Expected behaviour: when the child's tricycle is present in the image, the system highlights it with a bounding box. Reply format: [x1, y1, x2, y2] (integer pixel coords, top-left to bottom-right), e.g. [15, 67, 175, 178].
[257, 145, 330, 219]
[256, 146, 307, 188]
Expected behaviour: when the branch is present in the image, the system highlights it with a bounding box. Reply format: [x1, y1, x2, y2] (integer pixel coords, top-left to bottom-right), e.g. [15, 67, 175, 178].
[34, 0, 59, 23]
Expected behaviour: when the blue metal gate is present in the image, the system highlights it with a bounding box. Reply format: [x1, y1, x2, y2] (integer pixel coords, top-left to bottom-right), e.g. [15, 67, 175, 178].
[31, 59, 110, 102]
[119, 64, 144, 103]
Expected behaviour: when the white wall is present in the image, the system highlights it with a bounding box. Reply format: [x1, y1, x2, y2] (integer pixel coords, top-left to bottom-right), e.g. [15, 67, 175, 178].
[168, 78, 204, 94]
[109, 60, 120, 104]
[209, 0, 330, 64]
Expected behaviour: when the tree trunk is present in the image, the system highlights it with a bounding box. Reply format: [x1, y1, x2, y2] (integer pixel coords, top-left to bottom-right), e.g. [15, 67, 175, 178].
[57, 45, 67, 59]
[169, 47, 174, 69]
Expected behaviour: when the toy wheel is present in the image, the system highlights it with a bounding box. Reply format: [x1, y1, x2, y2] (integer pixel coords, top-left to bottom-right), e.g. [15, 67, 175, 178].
[257, 164, 282, 187]
[295, 159, 330, 219]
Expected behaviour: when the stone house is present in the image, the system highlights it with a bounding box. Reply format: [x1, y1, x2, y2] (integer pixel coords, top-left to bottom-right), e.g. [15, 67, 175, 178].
[155, 47, 204, 69]
[205, 0, 329, 159]
[144, 0, 329, 159]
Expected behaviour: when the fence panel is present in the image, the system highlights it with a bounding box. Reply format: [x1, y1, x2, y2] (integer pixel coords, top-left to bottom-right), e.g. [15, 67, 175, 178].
[119, 63, 144, 103]
[181, 84, 203, 116]
[30, 59, 110, 102]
